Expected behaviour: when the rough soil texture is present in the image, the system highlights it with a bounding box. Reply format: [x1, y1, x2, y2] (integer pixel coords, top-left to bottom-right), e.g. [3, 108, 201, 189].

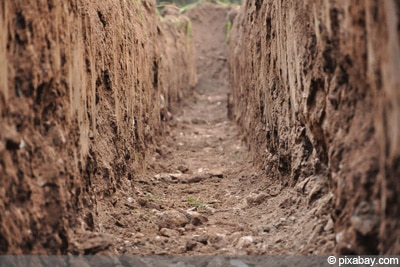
[230, 0, 400, 254]
[1, 0, 399, 257]
[0, 0, 196, 254]
[93, 3, 333, 256]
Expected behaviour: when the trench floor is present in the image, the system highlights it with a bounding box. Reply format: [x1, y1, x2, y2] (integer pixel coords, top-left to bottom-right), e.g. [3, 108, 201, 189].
[90, 84, 335, 255]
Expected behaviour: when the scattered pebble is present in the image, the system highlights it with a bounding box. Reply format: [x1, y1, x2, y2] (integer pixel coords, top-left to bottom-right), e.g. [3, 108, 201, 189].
[185, 240, 197, 251]
[210, 169, 224, 178]
[236, 236, 254, 249]
[192, 234, 209, 244]
[186, 173, 211, 183]
[178, 165, 189, 173]
[245, 192, 269, 207]
[191, 118, 207, 125]
[157, 210, 190, 229]
[182, 210, 208, 226]
[159, 228, 179, 238]
[208, 234, 227, 249]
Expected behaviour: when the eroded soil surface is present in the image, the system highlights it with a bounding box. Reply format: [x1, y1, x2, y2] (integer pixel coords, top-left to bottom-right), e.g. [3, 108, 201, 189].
[91, 4, 335, 255]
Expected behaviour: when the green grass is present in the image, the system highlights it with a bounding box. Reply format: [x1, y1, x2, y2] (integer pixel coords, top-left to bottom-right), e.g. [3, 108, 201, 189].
[185, 196, 206, 209]
[155, 8, 165, 22]
[179, 1, 203, 13]
[145, 192, 158, 200]
[226, 21, 232, 44]
[185, 20, 192, 45]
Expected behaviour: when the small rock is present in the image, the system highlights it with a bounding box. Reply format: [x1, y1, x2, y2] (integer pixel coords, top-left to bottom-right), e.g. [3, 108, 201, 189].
[19, 140, 26, 149]
[159, 228, 179, 238]
[185, 240, 197, 251]
[182, 210, 208, 226]
[135, 233, 145, 238]
[178, 165, 189, 173]
[169, 173, 183, 180]
[236, 236, 254, 249]
[192, 234, 208, 244]
[245, 192, 269, 207]
[208, 234, 227, 249]
[157, 210, 190, 229]
[137, 198, 147, 207]
[187, 173, 211, 183]
[127, 197, 134, 203]
[191, 118, 207, 124]
[210, 169, 224, 178]
[197, 167, 208, 173]
[324, 218, 334, 232]
[289, 216, 296, 222]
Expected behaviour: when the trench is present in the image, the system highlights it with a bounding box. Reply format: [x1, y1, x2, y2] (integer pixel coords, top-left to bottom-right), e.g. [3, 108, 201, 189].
[0, 0, 400, 257]
[76, 3, 335, 256]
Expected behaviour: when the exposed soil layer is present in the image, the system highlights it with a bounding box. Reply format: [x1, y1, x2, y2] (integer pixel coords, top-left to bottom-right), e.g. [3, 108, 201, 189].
[0, 0, 196, 254]
[0, 0, 399, 256]
[93, 3, 333, 255]
[229, 0, 400, 254]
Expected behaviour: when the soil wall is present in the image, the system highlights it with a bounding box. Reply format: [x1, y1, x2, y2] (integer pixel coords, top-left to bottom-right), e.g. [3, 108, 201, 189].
[0, 0, 196, 254]
[229, 0, 400, 254]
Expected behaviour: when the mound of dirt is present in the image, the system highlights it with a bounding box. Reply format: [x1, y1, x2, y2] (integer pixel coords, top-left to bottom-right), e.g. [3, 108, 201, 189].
[0, 0, 196, 254]
[229, 0, 400, 254]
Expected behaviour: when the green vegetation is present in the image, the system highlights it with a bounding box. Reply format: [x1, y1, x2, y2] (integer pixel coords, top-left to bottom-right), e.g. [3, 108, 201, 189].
[185, 19, 192, 45]
[226, 20, 232, 44]
[155, 7, 164, 22]
[185, 196, 206, 209]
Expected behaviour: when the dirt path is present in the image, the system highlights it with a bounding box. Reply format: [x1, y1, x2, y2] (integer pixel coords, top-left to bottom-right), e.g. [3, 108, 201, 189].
[91, 3, 334, 256]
